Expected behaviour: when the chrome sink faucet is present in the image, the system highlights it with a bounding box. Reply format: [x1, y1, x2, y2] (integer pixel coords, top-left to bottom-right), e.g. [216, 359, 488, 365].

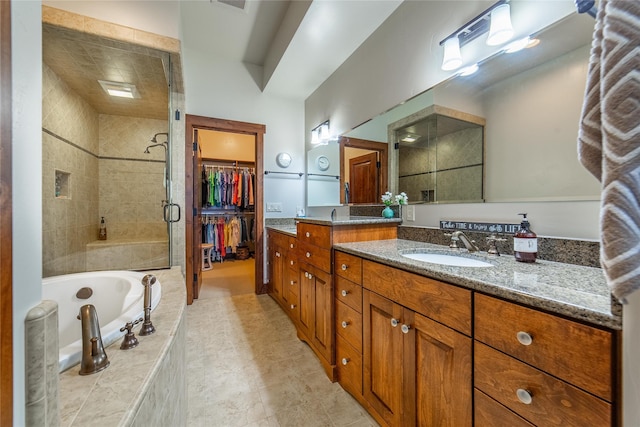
[450, 231, 480, 252]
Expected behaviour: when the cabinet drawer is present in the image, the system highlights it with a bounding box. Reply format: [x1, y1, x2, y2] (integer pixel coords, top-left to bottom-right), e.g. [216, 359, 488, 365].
[298, 242, 331, 272]
[363, 260, 471, 335]
[287, 297, 300, 322]
[286, 236, 297, 252]
[285, 255, 298, 270]
[474, 389, 534, 427]
[297, 222, 331, 248]
[336, 300, 362, 351]
[475, 293, 613, 401]
[475, 342, 612, 426]
[335, 275, 362, 313]
[334, 251, 362, 284]
[336, 335, 362, 398]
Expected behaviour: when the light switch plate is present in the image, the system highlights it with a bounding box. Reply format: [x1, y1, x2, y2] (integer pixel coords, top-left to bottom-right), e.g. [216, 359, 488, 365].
[266, 202, 282, 212]
[406, 205, 415, 221]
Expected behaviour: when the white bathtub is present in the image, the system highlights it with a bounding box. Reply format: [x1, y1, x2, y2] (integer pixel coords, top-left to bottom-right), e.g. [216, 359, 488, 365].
[42, 270, 162, 372]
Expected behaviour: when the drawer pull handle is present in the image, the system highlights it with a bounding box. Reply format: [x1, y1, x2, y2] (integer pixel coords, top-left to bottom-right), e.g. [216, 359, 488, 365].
[306, 232, 310, 238]
[390, 318, 399, 327]
[290, 304, 296, 309]
[341, 290, 349, 297]
[341, 264, 348, 271]
[517, 331, 533, 346]
[290, 243, 294, 249]
[341, 321, 350, 329]
[401, 324, 411, 334]
[308, 274, 314, 279]
[290, 260, 295, 265]
[341, 358, 350, 366]
[290, 280, 296, 285]
[275, 252, 281, 258]
[516, 389, 533, 405]
[304, 272, 309, 278]
[306, 252, 311, 258]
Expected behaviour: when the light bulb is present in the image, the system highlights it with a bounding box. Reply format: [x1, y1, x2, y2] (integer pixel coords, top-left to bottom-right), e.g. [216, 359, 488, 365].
[442, 37, 462, 71]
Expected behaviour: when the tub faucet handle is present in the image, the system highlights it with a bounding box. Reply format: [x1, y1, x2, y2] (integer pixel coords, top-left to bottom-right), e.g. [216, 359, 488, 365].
[119, 317, 143, 350]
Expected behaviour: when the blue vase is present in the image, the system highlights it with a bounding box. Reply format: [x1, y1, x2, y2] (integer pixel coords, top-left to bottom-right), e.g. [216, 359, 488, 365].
[382, 206, 394, 218]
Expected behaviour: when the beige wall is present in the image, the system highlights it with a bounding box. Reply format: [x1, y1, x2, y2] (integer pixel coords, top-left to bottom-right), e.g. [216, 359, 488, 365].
[42, 63, 99, 277]
[199, 129, 255, 162]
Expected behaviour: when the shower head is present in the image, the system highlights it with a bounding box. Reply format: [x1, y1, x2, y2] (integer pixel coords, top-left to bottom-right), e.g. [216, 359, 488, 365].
[144, 142, 167, 154]
[150, 132, 169, 143]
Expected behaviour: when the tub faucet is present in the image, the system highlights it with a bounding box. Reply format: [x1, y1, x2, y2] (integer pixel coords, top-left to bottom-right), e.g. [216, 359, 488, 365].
[78, 304, 110, 375]
[451, 231, 480, 252]
[139, 274, 156, 336]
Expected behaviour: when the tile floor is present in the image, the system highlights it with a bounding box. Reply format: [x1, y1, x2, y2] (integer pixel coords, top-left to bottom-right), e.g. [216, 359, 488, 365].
[186, 259, 379, 427]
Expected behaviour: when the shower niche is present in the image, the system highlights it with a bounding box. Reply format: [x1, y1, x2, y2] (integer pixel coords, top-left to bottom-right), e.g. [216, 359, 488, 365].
[54, 169, 70, 199]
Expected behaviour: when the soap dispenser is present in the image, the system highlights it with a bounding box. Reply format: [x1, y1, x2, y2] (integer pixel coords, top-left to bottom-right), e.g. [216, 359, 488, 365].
[98, 217, 107, 240]
[514, 213, 537, 263]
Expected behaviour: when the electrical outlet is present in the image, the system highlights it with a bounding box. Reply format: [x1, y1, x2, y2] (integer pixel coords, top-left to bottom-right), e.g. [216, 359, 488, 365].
[406, 205, 415, 221]
[266, 202, 282, 212]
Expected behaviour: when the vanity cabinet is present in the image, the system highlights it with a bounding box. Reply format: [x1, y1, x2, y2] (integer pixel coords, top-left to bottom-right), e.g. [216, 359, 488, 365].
[362, 260, 473, 427]
[267, 229, 299, 322]
[335, 251, 364, 398]
[474, 293, 617, 426]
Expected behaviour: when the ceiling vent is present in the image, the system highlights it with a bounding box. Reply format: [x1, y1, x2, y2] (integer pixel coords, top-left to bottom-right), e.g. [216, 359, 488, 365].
[217, 0, 246, 10]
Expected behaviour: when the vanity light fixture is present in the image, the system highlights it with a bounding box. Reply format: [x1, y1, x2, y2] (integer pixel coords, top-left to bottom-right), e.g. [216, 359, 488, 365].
[311, 120, 331, 145]
[486, 3, 514, 46]
[439, 0, 514, 71]
[441, 37, 463, 71]
[98, 80, 140, 99]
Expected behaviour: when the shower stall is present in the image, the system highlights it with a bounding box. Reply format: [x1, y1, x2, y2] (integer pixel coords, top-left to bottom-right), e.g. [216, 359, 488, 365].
[42, 23, 176, 277]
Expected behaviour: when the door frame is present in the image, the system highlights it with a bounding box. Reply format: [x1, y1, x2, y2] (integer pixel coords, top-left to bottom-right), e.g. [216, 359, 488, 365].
[0, 0, 13, 423]
[185, 115, 266, 305]
[339, 136, 388, 205]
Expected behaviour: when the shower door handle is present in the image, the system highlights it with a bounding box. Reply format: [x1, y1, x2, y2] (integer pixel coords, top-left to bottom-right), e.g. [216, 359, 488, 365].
[164, 203, 181, 223]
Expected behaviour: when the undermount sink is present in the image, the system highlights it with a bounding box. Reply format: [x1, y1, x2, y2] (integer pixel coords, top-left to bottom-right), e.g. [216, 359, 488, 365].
[401, 252, 494, 268]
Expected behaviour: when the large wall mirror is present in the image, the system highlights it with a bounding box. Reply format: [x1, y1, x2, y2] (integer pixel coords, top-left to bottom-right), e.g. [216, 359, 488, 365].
[306, 11, 600, 206]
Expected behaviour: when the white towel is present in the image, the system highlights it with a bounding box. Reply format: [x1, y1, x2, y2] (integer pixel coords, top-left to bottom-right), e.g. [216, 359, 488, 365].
[578, 0, 640, 302]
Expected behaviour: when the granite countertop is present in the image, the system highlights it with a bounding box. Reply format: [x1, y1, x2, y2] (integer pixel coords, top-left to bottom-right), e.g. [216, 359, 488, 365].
[266, 224, 297, 237]
[297, 216, 403, 226]
[333, 239, 621, 330]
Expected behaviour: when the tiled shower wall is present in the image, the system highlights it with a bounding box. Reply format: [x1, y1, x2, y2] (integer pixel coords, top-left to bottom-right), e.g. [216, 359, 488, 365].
[98, 115, 167, 240]
[42, 63, 99, 277]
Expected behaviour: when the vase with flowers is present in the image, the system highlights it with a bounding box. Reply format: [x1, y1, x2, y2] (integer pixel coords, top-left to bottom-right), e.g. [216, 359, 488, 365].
[381, 191, 395, 218]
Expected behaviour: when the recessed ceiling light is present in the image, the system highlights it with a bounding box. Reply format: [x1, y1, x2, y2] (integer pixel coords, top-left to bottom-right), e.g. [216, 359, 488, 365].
[401, 134, 419, 143]
[98, 80, 140, 99]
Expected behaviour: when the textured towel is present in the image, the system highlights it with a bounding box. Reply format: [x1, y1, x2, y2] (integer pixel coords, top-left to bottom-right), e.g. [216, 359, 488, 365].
[578, 0, 640, 302]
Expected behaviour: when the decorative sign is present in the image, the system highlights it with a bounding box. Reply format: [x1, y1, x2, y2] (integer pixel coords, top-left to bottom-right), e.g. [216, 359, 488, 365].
[440, 220, 520, 234]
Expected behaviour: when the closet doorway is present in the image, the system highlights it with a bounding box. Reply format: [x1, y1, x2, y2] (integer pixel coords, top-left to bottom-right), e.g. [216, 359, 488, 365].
[185, 115, 265, 305]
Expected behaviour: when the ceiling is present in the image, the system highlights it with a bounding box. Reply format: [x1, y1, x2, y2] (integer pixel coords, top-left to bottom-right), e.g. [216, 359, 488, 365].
[42, 0, 404, 120]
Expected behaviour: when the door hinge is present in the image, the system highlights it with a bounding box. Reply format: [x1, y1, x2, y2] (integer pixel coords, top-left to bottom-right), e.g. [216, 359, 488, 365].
[193, 207, 197, 217]
[193, 141, 198, 151]
[193, 273, 198, 283]
[376, 161, 381, 168]
[394, 142, 400, 149]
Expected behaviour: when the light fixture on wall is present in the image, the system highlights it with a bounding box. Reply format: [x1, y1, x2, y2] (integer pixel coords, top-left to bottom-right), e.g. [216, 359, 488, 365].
[311, 120, 331, 145]
[439, 0, 514, 71]
[441, 37, 463, 71]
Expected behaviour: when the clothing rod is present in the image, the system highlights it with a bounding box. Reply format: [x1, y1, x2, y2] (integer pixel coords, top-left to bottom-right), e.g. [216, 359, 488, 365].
[307, 173, 339, 179]
[202, 211, 255, 215]
[264, 170, 304, 177]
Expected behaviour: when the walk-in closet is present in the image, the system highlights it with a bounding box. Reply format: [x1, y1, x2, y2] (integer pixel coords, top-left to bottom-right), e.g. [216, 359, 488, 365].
[197, 129, 256, 298]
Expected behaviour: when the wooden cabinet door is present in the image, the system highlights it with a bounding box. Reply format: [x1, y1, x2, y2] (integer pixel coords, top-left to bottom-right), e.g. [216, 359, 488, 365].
[312, 267, 333, 363]
[298, 264, 314, 340]
[363, 290, 403, 427]
[404, 310, 472, 427]
[269, 241, 284, 301]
